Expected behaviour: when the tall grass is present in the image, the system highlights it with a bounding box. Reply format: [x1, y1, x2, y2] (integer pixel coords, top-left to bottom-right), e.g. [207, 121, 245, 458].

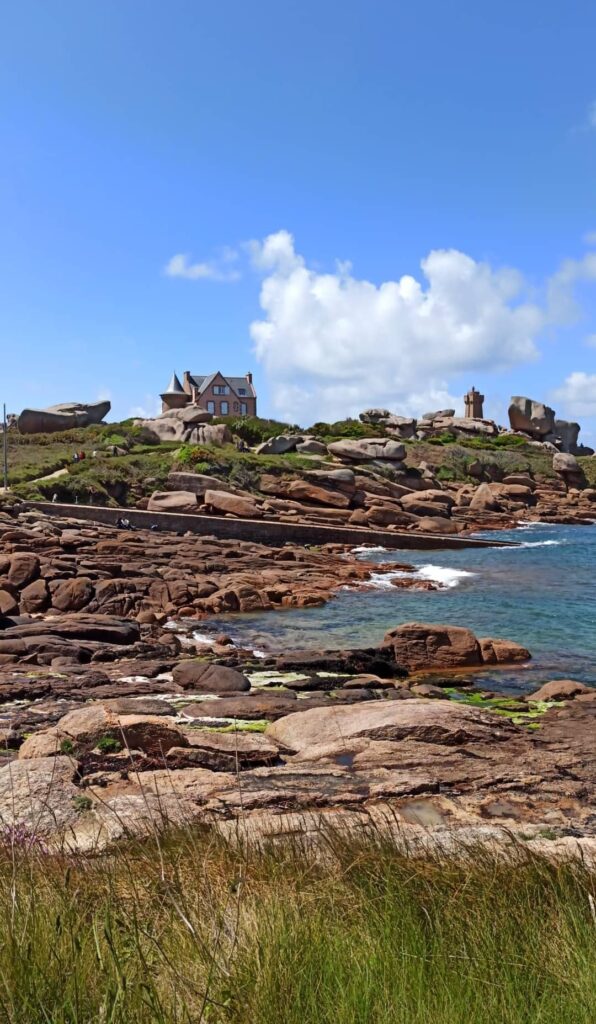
[0, 823, 593, 1023]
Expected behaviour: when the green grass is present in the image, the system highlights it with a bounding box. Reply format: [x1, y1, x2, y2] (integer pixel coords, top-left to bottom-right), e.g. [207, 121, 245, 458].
[0, 823, 593, 1023]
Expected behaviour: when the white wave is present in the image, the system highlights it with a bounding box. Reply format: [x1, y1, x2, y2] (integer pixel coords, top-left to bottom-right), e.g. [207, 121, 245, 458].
[365, 563, 476, 591]
[518, 539, 562, 548]
[415, 564, 476, 588]
[515, 520, 550, 530]
[353, 545, 389, 556]
[192, 631, 217, 646]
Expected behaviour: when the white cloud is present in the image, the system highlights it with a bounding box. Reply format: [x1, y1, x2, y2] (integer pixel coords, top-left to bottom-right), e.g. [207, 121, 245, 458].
[547, 251, 596, 323]
[584, 333, 596, 348]
[164, 252, 240, 283]
[553, 371, 596, 416]
[129, 396, 162, 420]
[249, 231, 544, 423]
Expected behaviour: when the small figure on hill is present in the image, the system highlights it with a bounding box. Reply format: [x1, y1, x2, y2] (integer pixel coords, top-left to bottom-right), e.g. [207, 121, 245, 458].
[72, 452, 79, 463]
[52, 493, 58, 503]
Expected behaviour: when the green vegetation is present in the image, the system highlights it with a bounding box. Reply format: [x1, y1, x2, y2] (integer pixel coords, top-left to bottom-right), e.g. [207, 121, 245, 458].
[446, 689, 555, 726]
[212, 415, 300, 446]
[59, 739, 74, 755]
[307, 417, 384, 440]
[4, 413, 563, 509]
[0, 824, 593, 1023]
[96, 736, 122, 753]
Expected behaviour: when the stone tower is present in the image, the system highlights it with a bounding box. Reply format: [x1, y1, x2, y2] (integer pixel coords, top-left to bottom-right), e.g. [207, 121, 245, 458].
[464, 386, 484, 419]
[160, 372, 188, 413]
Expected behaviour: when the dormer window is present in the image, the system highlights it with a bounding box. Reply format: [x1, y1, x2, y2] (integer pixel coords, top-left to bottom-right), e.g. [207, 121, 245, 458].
[237, 387, 246, 396]
[213, 385, 230, 395]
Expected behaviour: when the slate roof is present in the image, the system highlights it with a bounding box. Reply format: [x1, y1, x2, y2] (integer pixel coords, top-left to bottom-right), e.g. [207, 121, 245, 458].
[188, 372, 256, 397]
[162, 372, 184, 395]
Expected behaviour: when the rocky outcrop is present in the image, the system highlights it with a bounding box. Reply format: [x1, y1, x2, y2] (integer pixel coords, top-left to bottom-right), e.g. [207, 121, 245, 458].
[508, 396, 556, 439]
[327, 438, 406, 462]
[147, 491, 201, 513]
[525, 679, 593, 702]
[381, 622, 530, 673]
[17, 401, 111, 434]
[266, 700, 514, 753]
[137, 409, 229, 445]
[553, 452, 586, 489]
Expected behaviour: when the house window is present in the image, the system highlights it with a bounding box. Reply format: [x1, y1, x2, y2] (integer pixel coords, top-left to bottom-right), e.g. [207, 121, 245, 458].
[237, 387, 246, 396]
[240, 402, 248, 415]
[220, 400, 229, 415]
[207, 401, 215, 414]
[213, 385, 230, 395]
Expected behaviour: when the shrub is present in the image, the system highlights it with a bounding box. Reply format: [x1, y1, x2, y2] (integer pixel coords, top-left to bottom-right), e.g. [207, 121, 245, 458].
[308, 418, 382, 440]
[96, 736, 122, 753]
[212, 416, 300, 446]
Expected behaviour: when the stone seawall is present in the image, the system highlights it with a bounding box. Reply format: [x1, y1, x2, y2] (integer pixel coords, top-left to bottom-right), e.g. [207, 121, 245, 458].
[24, 501, 513, 550]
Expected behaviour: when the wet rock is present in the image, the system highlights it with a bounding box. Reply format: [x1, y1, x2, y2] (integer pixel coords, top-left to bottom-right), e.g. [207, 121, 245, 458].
[181, 691, 299, 721]
[276, 647, 406, 679]
[526, 679, 594, 702]
[478, 637, 530, 665]
[382, 622, 482, 671]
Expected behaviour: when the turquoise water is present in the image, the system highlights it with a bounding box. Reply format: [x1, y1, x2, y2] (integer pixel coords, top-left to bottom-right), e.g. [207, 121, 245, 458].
[201, 522, 596, 694]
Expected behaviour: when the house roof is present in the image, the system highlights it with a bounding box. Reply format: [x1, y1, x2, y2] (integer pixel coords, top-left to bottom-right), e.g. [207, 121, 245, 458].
[162, 372, 184, 395]
[188, 372, 256, 397]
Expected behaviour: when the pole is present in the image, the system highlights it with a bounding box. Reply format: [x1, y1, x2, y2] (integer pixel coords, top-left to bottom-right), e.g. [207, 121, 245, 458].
[3, 404, 8, 491]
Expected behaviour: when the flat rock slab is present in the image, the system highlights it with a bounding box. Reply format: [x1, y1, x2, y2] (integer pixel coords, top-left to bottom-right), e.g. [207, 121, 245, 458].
[266, 699, 515, 752]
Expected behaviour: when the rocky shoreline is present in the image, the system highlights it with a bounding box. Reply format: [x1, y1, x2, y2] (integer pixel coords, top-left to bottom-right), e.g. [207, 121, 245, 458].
[0, 503, 593, 857]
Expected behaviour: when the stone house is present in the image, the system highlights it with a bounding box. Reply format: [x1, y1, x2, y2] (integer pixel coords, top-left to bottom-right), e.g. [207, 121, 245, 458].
[160, 370, 257, 417]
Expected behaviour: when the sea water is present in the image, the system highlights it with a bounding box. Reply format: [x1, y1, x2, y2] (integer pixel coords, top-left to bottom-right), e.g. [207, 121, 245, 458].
[198, 522, 596, 694]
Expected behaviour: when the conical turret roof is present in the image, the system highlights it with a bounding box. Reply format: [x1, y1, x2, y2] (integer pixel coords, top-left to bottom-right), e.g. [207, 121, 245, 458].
[162, 372, 184, 395]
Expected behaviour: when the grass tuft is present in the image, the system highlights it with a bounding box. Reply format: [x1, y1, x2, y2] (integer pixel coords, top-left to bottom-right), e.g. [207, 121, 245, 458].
[0, 823, 593, 1022]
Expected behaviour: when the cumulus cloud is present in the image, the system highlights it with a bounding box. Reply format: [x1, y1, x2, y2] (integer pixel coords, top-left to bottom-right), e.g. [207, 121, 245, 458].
[546, 251, 596, 323]
[248, 231, 544, 423]
[553, 371, 596, 416]
[129, 396, 162, 419]
[164, 251, 240, 283]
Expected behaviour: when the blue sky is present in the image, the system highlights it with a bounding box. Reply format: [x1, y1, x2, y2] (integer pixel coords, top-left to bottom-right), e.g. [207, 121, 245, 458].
[2, 1, 596, 438]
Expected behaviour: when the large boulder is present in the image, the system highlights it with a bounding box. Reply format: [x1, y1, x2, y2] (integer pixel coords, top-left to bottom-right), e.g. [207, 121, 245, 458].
[266, 700, 513, 753]
[286, 480, 351, 508]
[431, 416, 498, 437]
[147, 491, 201, 513]
[553, 452, 585, 489]
[508, 397, 555, 438]
[138, 409, 230, 445]
[525, 680, 594, 702]
[17, 401, 111, 434]
[327, 438, 406, 462]
[171, 660, 251, 693]
[255, 435, 304, 455]
[382, 622, 481, 671]
[554, 420, 580, 454]
[381, 622, 529, 672]
[166, 471, 233, 496]
[203, 490, 263, 518]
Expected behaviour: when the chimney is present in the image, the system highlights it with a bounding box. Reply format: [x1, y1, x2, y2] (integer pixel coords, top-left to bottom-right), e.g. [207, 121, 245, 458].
[246, 371, 253, 384]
